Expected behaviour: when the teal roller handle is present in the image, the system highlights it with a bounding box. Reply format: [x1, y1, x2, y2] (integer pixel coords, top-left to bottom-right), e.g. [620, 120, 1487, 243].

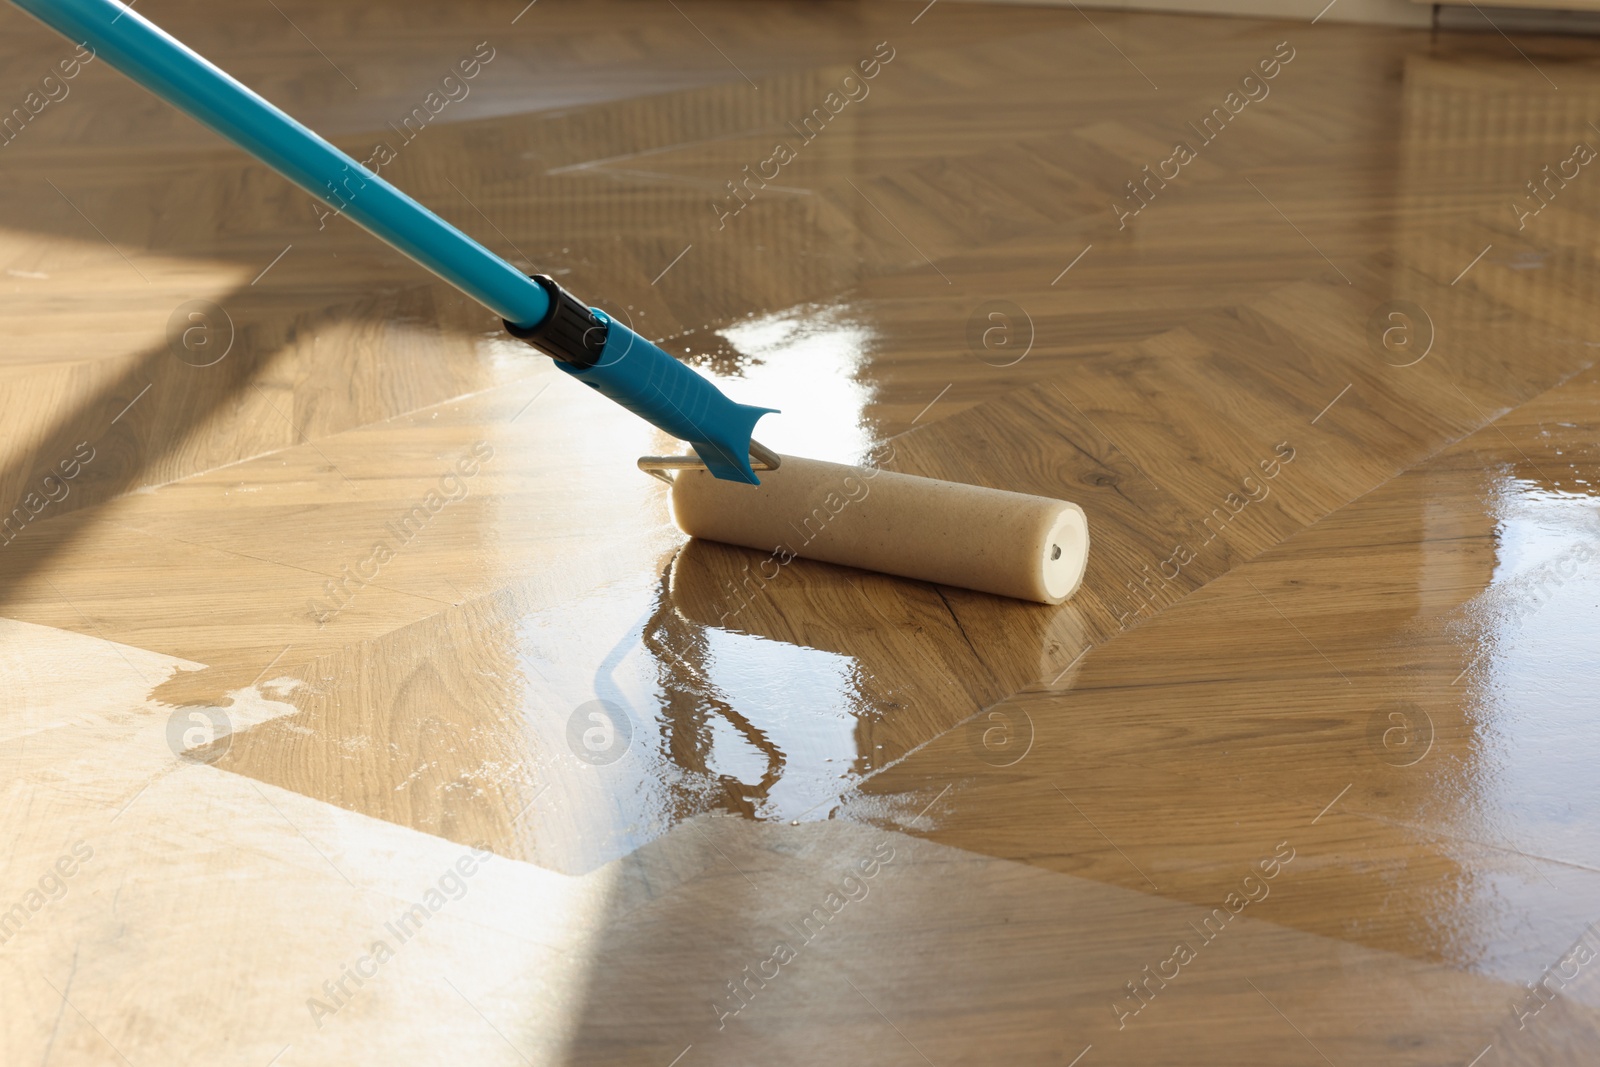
[565, 312, 775, 483]
[10, 0, 548, 327]
[10, 0, 776, 482]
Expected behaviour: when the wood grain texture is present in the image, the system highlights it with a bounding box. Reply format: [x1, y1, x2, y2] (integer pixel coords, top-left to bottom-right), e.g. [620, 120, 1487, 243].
[2, 1, 1600, 1063]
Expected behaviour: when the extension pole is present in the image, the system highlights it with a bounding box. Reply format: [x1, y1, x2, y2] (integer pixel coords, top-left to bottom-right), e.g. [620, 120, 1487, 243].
[10, 0, 775, 482]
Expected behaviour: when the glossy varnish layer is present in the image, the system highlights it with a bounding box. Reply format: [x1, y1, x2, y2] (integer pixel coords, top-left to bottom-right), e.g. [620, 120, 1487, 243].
[2, 1, 1599, 1064]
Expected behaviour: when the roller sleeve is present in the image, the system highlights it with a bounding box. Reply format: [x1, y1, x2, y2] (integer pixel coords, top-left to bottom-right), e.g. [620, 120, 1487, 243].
[669, 455, 1089, 605]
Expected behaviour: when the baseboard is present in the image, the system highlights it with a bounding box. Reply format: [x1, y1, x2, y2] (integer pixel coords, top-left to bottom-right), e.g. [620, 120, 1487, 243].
[1437, 5, 1600, 34]
[957, 0, 1431, 26]
[960, 0, 1600, 32]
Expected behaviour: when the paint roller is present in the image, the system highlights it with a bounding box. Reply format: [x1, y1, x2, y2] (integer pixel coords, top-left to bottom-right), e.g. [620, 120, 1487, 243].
[664, 456, 1088, 605]
[15, 0, 1089, 604]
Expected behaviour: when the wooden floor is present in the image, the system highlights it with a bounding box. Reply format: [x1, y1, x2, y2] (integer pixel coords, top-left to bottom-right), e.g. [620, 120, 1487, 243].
[3, 0, 1600, 1062]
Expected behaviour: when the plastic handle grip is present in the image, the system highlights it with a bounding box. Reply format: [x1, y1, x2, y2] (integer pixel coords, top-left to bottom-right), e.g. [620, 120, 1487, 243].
[558, 312, 775, 484]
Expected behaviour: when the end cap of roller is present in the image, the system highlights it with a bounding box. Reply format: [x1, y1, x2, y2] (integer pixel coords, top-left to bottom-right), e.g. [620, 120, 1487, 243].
[1040, 505, 1090, 604]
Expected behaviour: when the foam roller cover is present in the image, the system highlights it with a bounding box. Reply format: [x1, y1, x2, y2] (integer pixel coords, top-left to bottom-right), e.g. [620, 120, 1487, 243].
[670, 455, 1089, 604]
[556, 311, 776, 484]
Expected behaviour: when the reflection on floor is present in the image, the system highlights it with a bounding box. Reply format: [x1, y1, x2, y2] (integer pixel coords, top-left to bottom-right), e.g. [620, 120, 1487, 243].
[1, 0, 1598, 1063]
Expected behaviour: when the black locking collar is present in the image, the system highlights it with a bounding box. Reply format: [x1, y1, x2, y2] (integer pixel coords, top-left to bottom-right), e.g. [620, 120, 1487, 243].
[503, 275, 608, 369]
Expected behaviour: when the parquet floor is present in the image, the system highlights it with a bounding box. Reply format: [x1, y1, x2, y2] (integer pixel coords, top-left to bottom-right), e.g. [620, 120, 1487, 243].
[2, 0, 1598, 1063]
